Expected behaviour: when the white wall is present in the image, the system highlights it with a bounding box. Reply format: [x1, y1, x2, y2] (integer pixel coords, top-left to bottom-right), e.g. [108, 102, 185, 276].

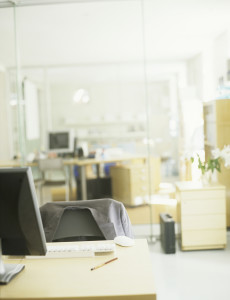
[185, 30, 230, 102]
[201, 30, 230, 101]
[213, 31, 229, 85]
[48, 62, 185, 130]
[186, 54, 203, 100]
[0, 70, 12, 160]
[50, 81, 147, 128]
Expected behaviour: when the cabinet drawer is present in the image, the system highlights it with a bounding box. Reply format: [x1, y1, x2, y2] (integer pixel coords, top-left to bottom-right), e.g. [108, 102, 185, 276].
[131, 176, 148, 186]
[181, 198, 226, 215]
[182, 229, 226, 248]
[131, 184, 148, 196]
[180, 189, 225, 201]
[130, 169, 148, 184]
[181, 214, 226, 230]
[131, 167, 147, 176]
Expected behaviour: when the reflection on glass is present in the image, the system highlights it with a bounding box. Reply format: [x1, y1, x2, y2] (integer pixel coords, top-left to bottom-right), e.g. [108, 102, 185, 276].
[0, 8, 17, 161]
[1, 1, 182, 219]
[73, 89, 90, 104]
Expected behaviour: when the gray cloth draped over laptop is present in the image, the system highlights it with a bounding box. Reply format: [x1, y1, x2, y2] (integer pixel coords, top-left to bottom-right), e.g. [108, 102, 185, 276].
[39, 198, 133, 242]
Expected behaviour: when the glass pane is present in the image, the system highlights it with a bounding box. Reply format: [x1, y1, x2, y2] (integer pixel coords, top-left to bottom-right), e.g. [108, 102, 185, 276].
[15, 1, 156, 211]
[16, 1, 146, 158]
[0, 7, 16, 161]
[143, 0, 180, 183]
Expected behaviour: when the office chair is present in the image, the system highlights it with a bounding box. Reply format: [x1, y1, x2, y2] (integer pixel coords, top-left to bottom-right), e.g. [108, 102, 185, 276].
[40, 198, 134, 242]
[52, 208, 105, 242]
[37, 158, 70, 205]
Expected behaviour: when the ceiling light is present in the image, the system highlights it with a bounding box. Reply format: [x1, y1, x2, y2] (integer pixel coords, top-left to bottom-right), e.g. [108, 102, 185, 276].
[73, 89, 90, 104]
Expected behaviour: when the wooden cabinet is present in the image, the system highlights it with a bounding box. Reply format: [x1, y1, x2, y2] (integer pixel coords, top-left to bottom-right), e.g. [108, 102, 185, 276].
[176, 181, 226, 251]
[203, 99, 230, 226]
[110, 157, 161, 206]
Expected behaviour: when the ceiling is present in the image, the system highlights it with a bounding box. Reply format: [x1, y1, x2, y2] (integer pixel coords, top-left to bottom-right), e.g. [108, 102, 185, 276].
[0, 0, 230, 79]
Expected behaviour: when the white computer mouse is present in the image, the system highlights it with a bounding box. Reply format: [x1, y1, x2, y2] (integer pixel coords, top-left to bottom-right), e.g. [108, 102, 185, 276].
[114, 235, 135, 247]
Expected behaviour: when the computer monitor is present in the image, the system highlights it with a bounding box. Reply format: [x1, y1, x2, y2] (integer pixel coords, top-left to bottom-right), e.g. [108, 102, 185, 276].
[47, 130, 74, 154]
[0, 167, 47, 284]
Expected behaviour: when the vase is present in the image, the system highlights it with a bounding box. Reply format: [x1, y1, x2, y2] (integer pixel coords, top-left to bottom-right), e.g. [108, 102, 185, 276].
[201, 170, 217, 186]
[201, 172, 211, 185]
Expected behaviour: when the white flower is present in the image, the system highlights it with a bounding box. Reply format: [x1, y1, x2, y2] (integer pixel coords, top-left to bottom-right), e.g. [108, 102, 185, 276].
[220, 145, 230, 168]
[211, 148, 221, 159]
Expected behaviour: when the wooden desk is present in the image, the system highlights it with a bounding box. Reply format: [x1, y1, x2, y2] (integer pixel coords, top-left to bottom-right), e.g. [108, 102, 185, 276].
[0, 160, 36, 168]
[0, 239, 156, 300]
[66, 155, 146, 200]
[0, 155, 145, 200]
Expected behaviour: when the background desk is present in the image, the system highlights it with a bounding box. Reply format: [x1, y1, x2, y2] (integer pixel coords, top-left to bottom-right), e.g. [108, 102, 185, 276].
[0, 239, 156, 300]
[66, 155, 146, 200]
[0, 155, 145, 201]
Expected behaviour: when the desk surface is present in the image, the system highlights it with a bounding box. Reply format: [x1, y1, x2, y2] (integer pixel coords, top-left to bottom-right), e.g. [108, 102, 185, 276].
[0, 239, 156, 300]
[0, 154, 145, 168]
[0, 160, 36, 168]
[0, 155, 146, 200]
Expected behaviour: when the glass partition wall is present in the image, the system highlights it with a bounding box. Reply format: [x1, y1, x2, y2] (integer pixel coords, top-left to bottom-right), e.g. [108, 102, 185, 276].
[0, 0, 182, 241]
[0, 7, 18, 162]
[16, 1, 149, 159]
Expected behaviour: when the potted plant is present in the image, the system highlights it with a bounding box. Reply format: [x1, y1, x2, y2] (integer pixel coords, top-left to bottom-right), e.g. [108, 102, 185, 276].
[191, 145, 230, 185]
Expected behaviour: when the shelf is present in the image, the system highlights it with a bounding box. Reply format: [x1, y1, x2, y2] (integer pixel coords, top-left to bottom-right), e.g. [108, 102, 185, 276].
[77, 132, 147, 140]
[65, 119, 146, 126]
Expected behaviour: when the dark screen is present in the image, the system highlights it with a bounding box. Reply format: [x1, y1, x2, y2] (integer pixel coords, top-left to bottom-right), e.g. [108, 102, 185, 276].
[0, 168, 47, 256]
[49, 132, 69, 149]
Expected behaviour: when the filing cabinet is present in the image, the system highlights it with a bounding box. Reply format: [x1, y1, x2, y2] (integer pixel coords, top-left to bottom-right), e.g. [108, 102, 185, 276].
[176, 181, 226, 250]
[110, 158, 160, 206]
